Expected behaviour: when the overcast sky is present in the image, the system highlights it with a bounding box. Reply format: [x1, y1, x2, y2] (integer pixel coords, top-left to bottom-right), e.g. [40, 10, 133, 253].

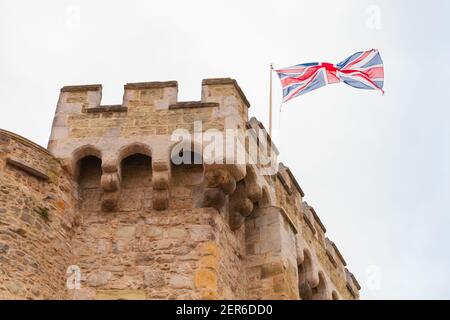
[1, 0, 449, 299]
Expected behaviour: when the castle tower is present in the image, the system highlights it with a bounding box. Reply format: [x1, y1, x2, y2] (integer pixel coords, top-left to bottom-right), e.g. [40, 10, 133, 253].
[0, 78, 360, 299]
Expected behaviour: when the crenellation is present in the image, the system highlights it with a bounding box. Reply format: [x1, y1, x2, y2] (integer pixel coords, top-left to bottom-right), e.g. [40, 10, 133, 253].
[201, 78, 250, 108]
[123, 81, 178, 110]
[0, 78, 360, 300]
[302, 208, 317, 235]
[247, 117, 280, 154]
[331, 241, 347, 267]
[345, 268, 360, 298]
[325, 240, 339, 268]
[309, 205, 327, 233]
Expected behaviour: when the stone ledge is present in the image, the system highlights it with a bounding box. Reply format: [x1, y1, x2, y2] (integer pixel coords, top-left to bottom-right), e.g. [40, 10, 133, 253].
[169, 101, 219, 110]
[85, 105, 128, 113]
[124, 81, 178, 89]
[332, 242, 347, 267]
[309, 206, 326, 233]
[284, 167, 305, 197]
[202, 78, 251, 108]
[345, 268, 361, 294]
[277, 172, 292, 195]
[61, 84, 102, 92]
[325, 248, 338, 268]
[6, 156, 49, 181]
[351, 272, 361, 290]
[346, 283, 357, 298]
[302, 211, 316, 235]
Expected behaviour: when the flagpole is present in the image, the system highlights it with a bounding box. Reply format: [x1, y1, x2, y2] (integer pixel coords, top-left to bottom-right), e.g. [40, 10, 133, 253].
[269, 63, 273, 137]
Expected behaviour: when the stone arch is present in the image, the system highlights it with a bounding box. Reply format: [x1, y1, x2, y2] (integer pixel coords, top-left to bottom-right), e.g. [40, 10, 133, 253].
[118, 149, 153, 211]
[73, 146, 103, 212]
[72, 144, 102, 179]
[120, 155, 152, 188]
[76, 156, 102, 190]
[118, 142, 152, 164]
[312, 271, 330, 300]
[117, 142, 153, 186]
[170, 142, 205, 209]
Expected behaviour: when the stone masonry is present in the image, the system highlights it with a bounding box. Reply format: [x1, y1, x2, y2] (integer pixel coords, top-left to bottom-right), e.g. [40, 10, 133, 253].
[0, 78, 360, 299]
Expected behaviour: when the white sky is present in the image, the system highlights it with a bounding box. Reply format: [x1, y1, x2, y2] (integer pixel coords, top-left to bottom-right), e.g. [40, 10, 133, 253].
[1, 0, 449, 299]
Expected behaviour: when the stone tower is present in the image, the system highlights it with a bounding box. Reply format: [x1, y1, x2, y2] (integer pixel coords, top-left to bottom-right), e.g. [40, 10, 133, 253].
[0, 78, 360, 299]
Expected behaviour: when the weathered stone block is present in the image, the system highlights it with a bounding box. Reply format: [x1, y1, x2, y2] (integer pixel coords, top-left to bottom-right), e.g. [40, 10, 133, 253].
[169, 274, 192, 289]
[199, 255, 218, 271]
[261, 262, 284, 279]
[0, 243, 10, 254]
[87, 271, 112, 287]
[147, 226, 164, 239]
[144, 270, 165, 287]
[194, 269, 217, 291]
[115, 225, 136, 240]
[167, 227, 187, 239]
[135, 254, 155, 266]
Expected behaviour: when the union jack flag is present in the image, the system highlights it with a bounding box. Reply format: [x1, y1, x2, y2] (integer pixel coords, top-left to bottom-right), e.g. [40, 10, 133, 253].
[275, 49, 384, 102]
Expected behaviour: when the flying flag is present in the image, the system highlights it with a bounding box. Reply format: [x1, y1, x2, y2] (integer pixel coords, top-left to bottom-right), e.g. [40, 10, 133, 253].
[274, 49, 384, 102]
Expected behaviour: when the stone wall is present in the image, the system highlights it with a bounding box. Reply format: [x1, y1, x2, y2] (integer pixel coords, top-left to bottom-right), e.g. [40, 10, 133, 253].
[245, 206, 299, 299]
[0, 129, 77, 299]
[273, 163, 361, 299]
[69, 206, 245, 300]
[68, 154, 247, 300]
[0, 78, 361, 300]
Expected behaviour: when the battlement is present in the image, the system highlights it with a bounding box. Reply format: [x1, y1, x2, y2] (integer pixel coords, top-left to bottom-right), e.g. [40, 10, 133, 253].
[56, 78, 249, 112]
[0, 78, 360, 300]
[49, 78, 252, 167]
